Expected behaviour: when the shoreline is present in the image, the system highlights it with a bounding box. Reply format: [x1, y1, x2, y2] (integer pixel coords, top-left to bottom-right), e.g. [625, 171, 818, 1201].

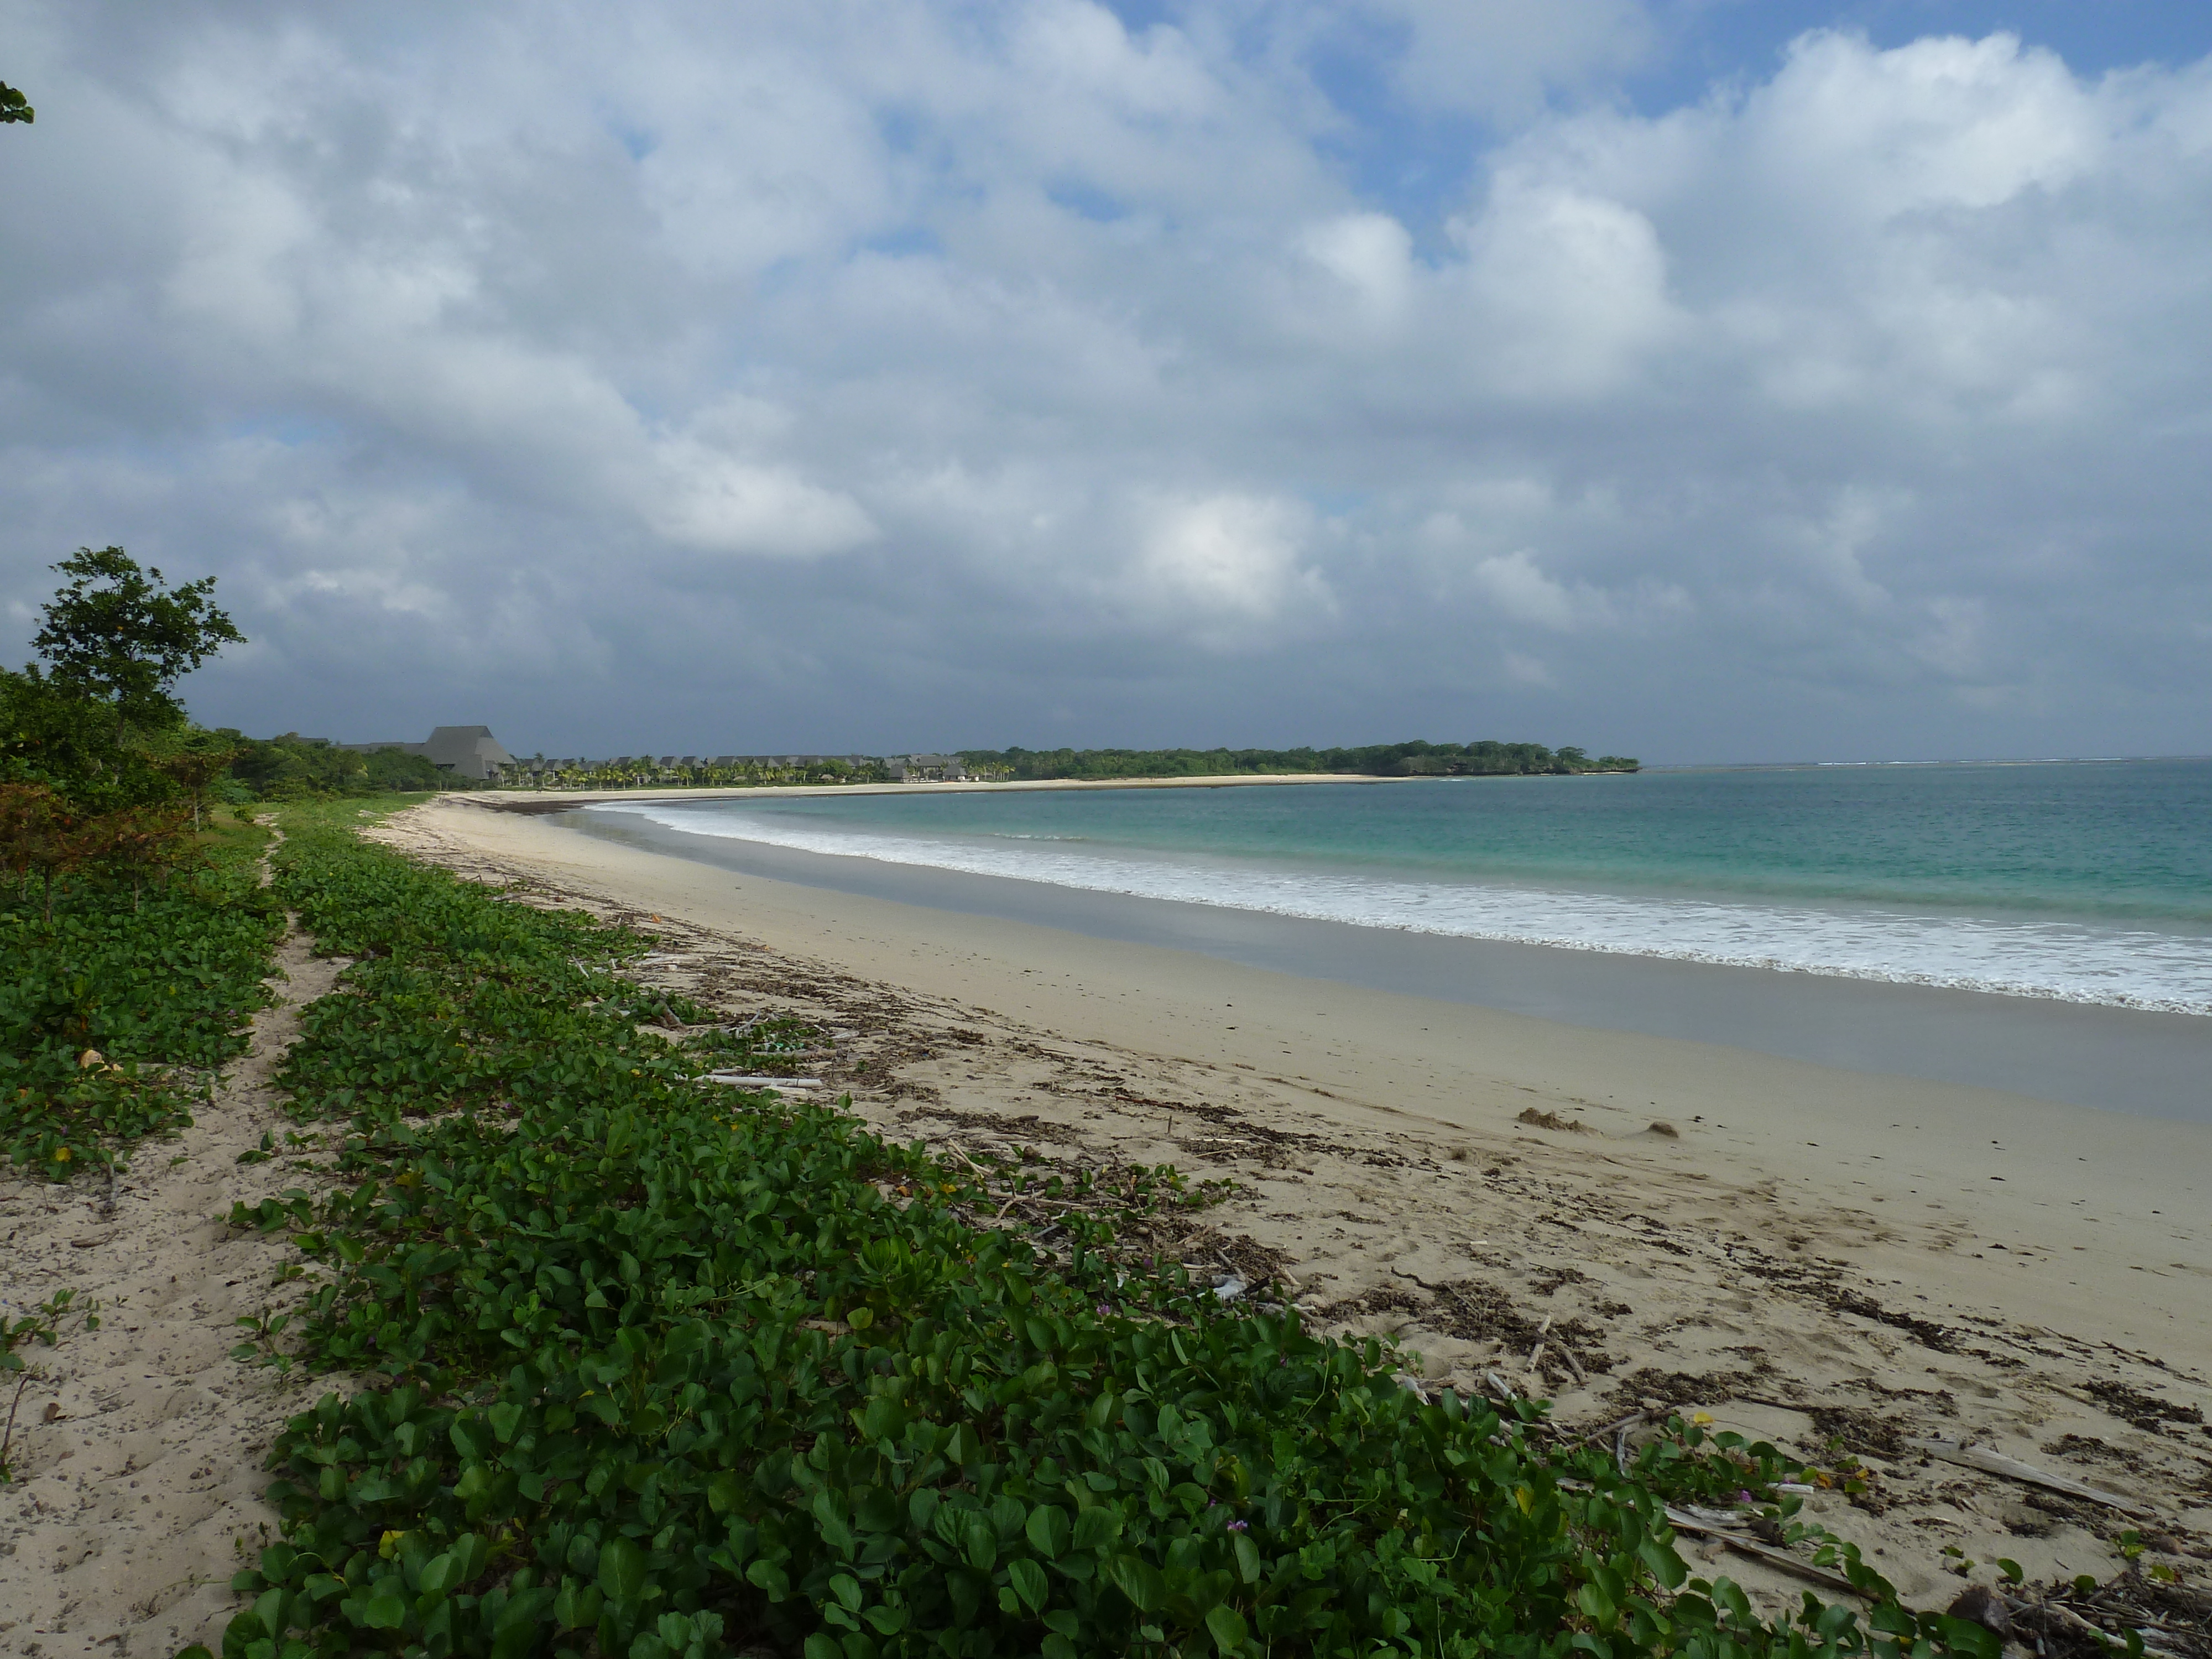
[369, 795, 2212, 1610]
[555, 801, 2212, 1123]
[463, 771, 1406, 809]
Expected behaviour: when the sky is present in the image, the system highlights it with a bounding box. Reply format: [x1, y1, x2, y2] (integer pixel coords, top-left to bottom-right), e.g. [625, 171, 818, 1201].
[3, 2, 2211, 765]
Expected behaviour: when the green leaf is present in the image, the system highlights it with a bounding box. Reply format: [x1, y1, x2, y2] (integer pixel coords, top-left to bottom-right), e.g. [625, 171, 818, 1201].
[1204, 1604, 1250, 1654]
[962, 1516, 997, 1572]
[597, 1535, 648, 1601]
[1233, 1534, 1261, 1584]
[1072, 1507, 1122, 1551]
[1007, 1559, 1048, 1614]
[1026, 1505, 1072, 1559]
[1105, 1554, 1166, 1614]
[1637, 1537, 1688, 1590]
[357, 1591, 408, 1631]
[415, 1552, 461, 1596]
[552, 1583, 603, 1631]
[803, 1636, 840, 1659]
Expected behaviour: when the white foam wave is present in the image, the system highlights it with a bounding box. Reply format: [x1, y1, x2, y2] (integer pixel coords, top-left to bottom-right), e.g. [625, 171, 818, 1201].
[611, 805, 2212, 1016]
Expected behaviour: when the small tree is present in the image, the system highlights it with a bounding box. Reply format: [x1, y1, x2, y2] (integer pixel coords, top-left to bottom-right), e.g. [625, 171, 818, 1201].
[148, 730, 239, 830]
[87, 802, 195, 909]
[0, 782, 80, 924]
[32, 547, 244, 732]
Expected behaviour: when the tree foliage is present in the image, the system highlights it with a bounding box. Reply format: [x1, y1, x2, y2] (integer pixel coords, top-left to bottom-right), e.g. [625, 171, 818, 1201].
[32, 545, 244, 729]
[225, 732, 446, 800]
[0, 81, 31, 124]
[959, 740, 1639, 782]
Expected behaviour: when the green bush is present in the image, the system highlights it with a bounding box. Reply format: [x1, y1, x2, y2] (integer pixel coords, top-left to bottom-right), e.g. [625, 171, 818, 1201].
[200, 809, 1987, 1659]
[0, 820, 280, 1175]
[223, 732, 447, 800]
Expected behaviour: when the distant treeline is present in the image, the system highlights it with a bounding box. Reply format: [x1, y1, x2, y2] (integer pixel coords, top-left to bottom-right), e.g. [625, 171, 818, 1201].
[220, 732, 446, 800]
[957, 739, 1637, 781]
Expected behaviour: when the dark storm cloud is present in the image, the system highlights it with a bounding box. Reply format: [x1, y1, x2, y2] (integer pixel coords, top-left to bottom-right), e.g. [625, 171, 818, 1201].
[2, 1, 2209, 761]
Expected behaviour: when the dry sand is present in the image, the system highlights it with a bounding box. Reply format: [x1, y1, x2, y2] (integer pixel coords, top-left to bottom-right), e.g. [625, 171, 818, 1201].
[4, 794, 2207, 1654]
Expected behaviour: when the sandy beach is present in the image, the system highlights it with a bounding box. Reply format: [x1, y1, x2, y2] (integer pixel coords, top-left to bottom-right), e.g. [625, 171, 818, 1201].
[3, 790, 2207, 1655]
[388, 797, 2212, 1604]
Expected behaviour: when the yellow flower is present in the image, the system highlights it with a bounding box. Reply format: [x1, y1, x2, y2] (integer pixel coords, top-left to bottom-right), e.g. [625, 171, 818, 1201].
[1691, 1411, 1713, 1425]
[54, 1147, 73, 1162]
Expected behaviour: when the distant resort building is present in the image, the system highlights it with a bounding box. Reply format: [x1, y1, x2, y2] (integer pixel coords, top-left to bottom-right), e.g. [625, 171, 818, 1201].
[886, 754, 967, 782]
[340, 725, 515, 781]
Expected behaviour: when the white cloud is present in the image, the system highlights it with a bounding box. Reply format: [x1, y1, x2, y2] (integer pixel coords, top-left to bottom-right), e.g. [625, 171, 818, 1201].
[1298, 212, 1413, 331]
[1746, 31, 2103, 220]
[1449, 180, 1678, 397]
[1472, 550, 1579, 629]
[1130, 494, 1332, 638]
[645, 442, 877, 557]
[1467, 549, 1692, 635]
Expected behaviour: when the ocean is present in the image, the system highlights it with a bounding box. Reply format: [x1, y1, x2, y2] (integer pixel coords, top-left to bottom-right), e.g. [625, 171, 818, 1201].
[591, 760, 2212, 1018]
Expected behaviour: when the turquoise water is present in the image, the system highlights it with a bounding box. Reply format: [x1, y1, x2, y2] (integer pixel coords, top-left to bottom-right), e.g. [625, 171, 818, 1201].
[606, 760, 2212, 1014]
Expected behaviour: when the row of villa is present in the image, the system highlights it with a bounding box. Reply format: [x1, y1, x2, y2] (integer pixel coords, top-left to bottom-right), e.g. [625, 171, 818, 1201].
[342, 729, 976, 786]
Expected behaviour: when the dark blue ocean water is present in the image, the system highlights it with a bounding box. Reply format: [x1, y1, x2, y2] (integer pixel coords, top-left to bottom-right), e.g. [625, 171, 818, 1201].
[606, 760, 2212, 1015]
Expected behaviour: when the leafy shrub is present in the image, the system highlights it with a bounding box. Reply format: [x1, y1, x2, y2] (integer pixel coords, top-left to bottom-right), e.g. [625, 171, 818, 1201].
[0, 818, 280, 1174]
[200, 808, 1991, 1659]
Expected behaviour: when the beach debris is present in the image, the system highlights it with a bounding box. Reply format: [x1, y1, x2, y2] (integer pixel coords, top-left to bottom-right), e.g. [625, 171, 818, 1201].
[1659, 1506, 1861, 1598]
[1563, 1409, 1647, 1450]
[1485, 1370, 1519, 1402]
[701, 1072, 823, 1092]
[1944, 1586, 2011, 1640]
[1903, 1436, 2153, 1517]
[1213, 1274, 1248, 1303]
[1515, 1107, 1593, 1134]
[2084, 1378, 2204, 1431]
[1556, 1342, 1589, 1386]
[1646, 1120, 1679, 1138]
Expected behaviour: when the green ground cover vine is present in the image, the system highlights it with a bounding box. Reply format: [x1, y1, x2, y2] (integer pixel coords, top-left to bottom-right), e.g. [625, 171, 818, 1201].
[201, 804, 2002, 1659]
[0, 816, 283, 1175]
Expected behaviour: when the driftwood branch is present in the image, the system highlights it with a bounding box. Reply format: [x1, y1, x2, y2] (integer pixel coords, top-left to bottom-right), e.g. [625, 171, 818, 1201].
[1661, 1507, 1863, 1598]
[1903, 1437, 2153, 1518]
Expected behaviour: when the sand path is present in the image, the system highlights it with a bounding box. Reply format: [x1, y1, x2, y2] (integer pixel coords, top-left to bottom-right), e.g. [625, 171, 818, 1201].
[1, 848, 348, 1659]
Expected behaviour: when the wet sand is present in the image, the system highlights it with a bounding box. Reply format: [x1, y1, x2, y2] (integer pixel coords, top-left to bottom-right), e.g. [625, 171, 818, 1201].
[562, 804, 2212, 1124]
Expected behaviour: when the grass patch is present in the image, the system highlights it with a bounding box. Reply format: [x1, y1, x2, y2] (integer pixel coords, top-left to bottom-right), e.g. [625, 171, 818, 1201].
[202, 806, 1997, 1659]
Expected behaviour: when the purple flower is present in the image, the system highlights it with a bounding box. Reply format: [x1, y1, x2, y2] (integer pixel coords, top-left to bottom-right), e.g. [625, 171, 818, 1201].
[1227, 1520, 1249, 1533]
